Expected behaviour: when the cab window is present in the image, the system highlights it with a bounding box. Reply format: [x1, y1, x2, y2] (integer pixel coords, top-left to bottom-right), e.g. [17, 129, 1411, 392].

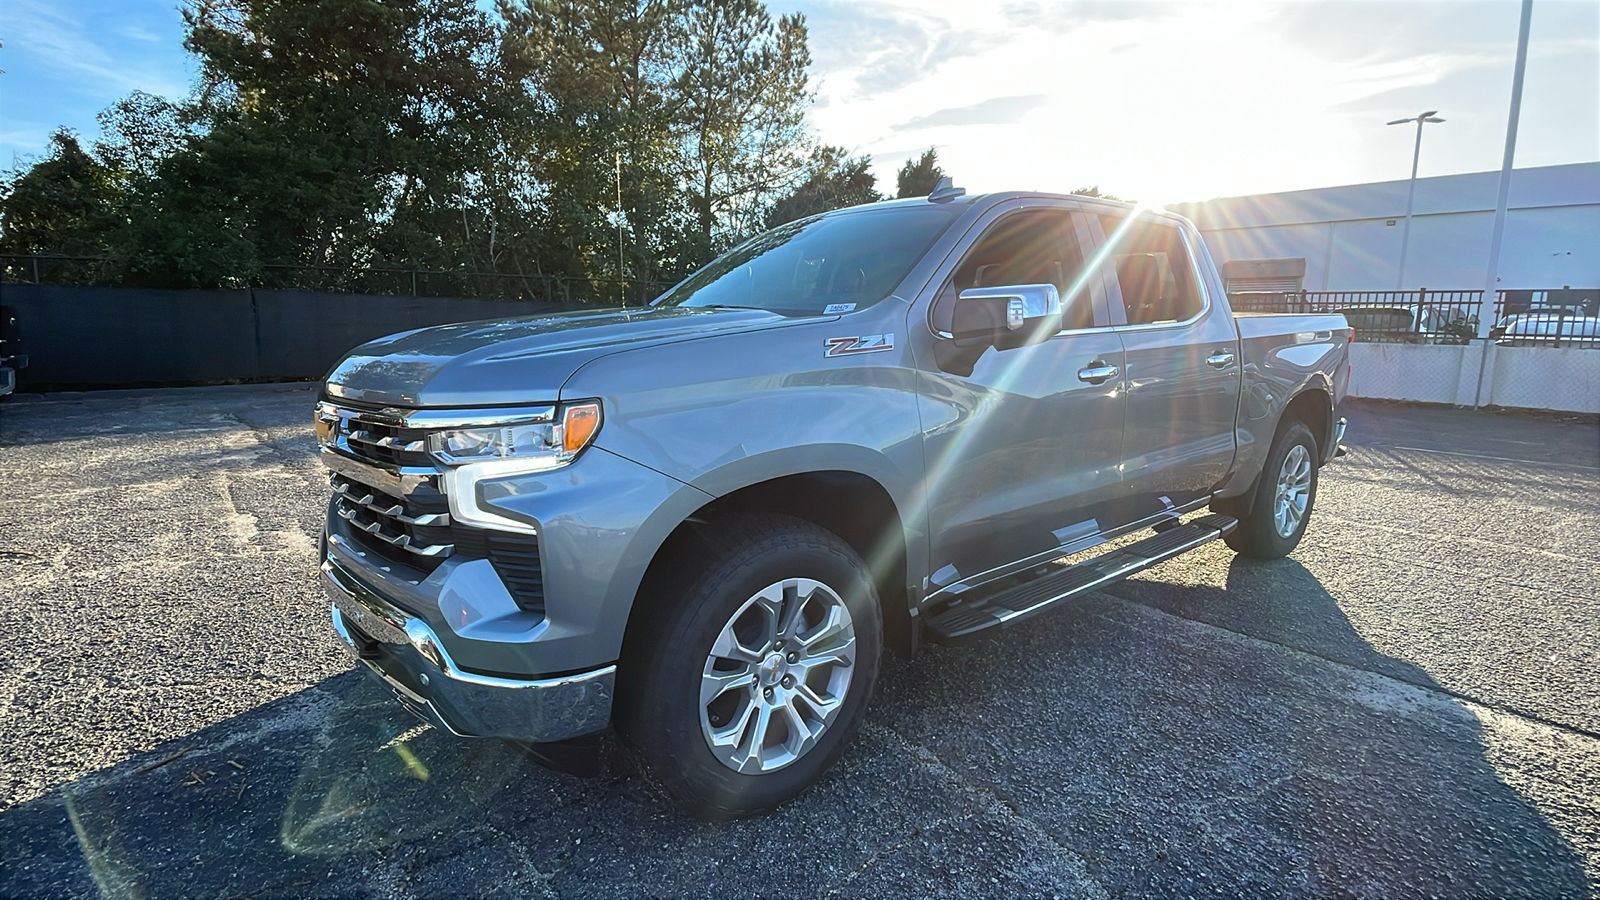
[1098, 214, 1202, 326]
[931, 209, 1099, 334]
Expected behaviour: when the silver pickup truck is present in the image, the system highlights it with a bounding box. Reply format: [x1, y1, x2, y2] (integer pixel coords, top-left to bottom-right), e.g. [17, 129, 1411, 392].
[315, 187, 1351, 818]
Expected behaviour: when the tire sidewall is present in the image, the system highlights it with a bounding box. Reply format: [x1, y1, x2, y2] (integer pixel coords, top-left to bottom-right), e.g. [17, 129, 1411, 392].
[622, 518, 882, 818]
[1253, 421, 1320, 556]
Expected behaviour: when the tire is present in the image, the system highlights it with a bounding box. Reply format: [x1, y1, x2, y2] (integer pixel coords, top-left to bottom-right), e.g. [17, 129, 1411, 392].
[1224, 419, 1320, 559]
[616, 514, 882, 819]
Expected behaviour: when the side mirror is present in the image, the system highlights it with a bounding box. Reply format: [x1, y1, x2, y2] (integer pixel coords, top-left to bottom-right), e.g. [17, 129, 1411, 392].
[951, 283, 1063, 351]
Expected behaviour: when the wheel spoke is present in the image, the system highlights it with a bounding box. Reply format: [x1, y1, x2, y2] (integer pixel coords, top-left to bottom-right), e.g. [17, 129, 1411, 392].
[700, 667, 757, 706]
[797, 604, 847, 650]
[793, 680, 843, 718]
[708, 693, 759, 749]
[777, 581, 812, 642]
[779, 699, 821, 759]
[793, 635, 855, 676]
[734, 702, 776, 773]
[710, 628, 764, 665]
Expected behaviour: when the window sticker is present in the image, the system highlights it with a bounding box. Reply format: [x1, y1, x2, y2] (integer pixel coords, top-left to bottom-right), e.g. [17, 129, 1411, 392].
[823, 303, 857, 314]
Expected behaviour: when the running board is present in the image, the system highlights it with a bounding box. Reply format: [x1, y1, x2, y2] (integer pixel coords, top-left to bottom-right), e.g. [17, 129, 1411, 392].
[923, 514, 1238, 644]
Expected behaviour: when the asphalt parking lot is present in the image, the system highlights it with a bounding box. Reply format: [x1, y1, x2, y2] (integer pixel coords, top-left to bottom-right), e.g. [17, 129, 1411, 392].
[1, 384, 1596, 898]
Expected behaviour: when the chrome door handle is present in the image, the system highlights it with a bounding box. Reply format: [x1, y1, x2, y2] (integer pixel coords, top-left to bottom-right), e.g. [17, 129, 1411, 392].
[1077, 363, 1119, 384]
[1207, 351, 1236, 369]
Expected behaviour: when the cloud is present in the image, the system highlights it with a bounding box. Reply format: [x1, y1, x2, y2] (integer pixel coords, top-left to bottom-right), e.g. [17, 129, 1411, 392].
[3, 0, 188, 100]
[892, 94, 1048, 132]
[793, 0, 1016, 98]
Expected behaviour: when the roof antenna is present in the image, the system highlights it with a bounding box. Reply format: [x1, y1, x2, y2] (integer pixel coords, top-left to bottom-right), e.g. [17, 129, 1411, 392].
[928, 177, 965, 203]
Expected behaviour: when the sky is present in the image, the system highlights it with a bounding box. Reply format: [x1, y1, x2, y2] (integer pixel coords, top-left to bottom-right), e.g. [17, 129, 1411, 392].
[1, 0, 1596, 206]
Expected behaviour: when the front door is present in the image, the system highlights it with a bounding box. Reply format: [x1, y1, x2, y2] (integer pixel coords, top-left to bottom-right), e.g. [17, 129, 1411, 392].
[914, 202, 1127, 594]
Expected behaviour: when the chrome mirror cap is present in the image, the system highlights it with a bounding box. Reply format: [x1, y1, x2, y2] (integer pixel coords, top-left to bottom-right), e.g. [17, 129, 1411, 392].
[958, 283, 1062, 327]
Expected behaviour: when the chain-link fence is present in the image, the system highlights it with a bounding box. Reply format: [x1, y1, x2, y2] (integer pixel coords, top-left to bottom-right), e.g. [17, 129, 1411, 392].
[1230, 288, 1600, 348]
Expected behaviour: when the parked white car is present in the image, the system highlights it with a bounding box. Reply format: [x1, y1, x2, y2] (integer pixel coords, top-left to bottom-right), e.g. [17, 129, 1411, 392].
[1494, 313, 1600, 346]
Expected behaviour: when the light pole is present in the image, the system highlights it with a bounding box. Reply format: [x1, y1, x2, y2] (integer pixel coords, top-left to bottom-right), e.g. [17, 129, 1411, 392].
[1386, 110, 1445, 291]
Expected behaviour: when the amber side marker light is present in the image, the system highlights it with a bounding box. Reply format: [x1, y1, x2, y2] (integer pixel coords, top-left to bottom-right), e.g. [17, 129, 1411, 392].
[563, 402, 602, 453]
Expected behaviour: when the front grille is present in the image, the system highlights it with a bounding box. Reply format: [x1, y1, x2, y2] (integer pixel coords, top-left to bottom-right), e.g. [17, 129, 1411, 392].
[320, 400, 546, 613]
[330, 472, 454, 570]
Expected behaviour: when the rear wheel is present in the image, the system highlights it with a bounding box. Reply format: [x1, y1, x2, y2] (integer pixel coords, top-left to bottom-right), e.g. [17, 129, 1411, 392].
[1225, 419, 1320, 559]
[616, 515, 881, 819]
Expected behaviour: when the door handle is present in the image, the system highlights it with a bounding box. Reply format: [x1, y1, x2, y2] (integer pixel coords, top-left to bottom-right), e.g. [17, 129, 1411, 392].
[1077, 362, 1119, 384]
[1207, 350, 1236, 369]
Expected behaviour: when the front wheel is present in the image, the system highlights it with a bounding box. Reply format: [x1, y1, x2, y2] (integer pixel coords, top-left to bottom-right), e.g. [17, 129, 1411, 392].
[1225, 419, 1320, 559]
[616, 515, 881, 819]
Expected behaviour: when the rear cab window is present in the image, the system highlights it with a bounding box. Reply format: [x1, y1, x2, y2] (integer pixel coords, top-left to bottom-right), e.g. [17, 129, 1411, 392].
[1097, 213, 1203, 326]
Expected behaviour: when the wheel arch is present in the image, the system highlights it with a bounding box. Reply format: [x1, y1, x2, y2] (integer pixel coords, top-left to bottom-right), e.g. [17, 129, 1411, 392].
[1213, 383, 1334, 520]
[622, 469, 916, 676]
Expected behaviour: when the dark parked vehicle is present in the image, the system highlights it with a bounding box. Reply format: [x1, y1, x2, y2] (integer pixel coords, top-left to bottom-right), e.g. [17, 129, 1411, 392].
[0, 306, 25, 398]
[315, 187, 1352, 817]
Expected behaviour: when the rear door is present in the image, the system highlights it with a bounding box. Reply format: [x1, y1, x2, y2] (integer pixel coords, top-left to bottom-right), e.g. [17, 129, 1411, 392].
[913, 201, 1127, 590]
[1093, 211, 1241, 520]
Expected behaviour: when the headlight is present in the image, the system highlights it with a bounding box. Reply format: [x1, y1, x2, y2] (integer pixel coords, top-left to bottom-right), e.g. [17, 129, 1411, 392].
[427, 401, 602, 467]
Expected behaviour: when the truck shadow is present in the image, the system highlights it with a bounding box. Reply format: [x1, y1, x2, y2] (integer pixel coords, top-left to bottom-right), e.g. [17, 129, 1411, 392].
[874, 553, 1590, 896]
[1, 558, 1589, 897]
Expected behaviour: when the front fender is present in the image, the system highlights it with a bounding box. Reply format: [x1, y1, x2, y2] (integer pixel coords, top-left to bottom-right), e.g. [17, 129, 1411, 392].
[559, 316, 930, 589]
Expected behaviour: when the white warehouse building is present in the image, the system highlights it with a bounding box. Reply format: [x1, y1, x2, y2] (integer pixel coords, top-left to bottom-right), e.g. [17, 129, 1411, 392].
[1166, 161, 1600, 302]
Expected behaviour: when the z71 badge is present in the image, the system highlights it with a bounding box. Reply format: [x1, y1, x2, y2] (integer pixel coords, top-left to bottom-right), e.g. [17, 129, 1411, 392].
[824, 334, 894, 357]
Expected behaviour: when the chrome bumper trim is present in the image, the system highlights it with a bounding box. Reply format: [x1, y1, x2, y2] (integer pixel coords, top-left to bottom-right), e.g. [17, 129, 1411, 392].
[1326, 417, 1349, 464]
[323, 557, 613, 741]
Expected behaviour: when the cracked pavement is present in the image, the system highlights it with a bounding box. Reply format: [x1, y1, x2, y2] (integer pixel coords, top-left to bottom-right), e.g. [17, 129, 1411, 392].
[0, 385, 1596, 897]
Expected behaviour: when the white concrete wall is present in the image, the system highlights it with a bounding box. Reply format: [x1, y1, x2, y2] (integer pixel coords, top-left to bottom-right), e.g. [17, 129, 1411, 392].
[1487, 346, 1600, 414]
[1347, 342, 1600, 414]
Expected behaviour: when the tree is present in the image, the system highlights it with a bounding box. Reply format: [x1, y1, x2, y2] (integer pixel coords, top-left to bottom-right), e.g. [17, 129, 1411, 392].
[765, 145, 878, 227]
[1073, 185, 1134, 204]
[115, 0, 520, 288]
[673, 0, 811, 250]
[94, 91, 190, 182]
[0, 131, 122, 262]
[895, 147, 944, 199]
[501, 0, 818, 286]
[499, 0, 693, 288]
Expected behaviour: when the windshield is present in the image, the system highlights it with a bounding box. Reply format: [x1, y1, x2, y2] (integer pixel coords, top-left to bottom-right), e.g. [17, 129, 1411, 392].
[653, 204, 964, 315]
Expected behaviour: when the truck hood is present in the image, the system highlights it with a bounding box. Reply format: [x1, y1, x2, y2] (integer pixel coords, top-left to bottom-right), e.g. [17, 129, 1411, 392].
[325, 305, 796, 408]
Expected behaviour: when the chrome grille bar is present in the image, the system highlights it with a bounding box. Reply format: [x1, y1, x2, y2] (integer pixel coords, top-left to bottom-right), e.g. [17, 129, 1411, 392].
[335, 503, 454, 559]
[332, 476, 449, 526]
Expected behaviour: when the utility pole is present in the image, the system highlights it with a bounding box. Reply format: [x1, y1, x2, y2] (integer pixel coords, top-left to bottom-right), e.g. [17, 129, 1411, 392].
[1472, 0, 1534, 408]
[1386, 111, 1445, 291]
[616, 151, 625, 307]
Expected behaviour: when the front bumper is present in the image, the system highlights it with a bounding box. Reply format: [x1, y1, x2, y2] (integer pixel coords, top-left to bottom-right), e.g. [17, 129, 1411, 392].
[323, 555, 614, 741]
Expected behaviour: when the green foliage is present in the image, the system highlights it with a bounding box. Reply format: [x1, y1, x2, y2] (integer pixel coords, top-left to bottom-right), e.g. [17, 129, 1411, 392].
[0, 131, 123, 262]
[765, 145, 879, 227]
[894, 148, 944, 199]
[0, 0, 844, 298]
[1073, 185, 1134, 204]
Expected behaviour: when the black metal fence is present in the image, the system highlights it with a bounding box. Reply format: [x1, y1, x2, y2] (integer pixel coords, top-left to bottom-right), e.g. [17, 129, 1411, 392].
[0, 283, 598, 390]
[1229, 288, 1600, 349]
[0, 254, 674, 308]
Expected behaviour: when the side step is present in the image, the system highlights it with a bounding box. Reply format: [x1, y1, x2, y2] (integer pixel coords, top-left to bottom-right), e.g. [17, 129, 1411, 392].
[923, 514, 1237, 644]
